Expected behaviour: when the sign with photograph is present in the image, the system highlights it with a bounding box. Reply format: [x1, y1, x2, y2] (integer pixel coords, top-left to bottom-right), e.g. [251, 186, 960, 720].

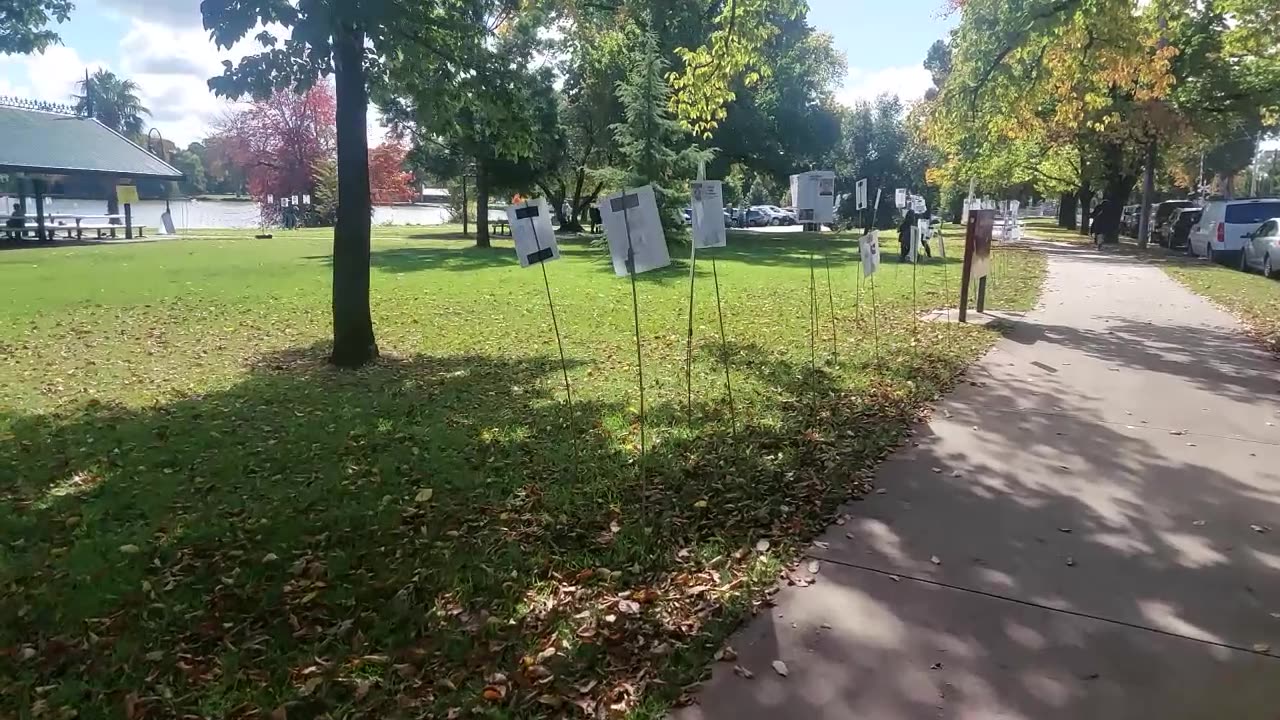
[690, 180, 726, 249]
[859, 231, 881, 278]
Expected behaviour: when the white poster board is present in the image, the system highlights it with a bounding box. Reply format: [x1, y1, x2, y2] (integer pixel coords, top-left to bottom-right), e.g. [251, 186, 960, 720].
[691, 180, 726, 249]
[895, 188, 907, 209]
[599, 185, 670, 277]
[912, 195, 927, 215]
[791, 171, 837, 224]
[907, 226, 920, 263]
[855, 178, 868, 211]
[859, 231, 881, 277]
[508, 198, 561, 267]
[961, 178, 975, 226]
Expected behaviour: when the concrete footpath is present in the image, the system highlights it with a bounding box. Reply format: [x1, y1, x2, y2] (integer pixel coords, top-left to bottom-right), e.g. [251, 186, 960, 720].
[676, 241, 1280, 719]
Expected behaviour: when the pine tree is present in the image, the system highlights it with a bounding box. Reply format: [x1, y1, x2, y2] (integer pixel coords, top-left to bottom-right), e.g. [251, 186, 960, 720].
[610, 32, 711, 237]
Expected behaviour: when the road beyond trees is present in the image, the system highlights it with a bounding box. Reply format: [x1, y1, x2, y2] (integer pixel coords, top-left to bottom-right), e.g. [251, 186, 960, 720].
[677, 240, 1280, 719]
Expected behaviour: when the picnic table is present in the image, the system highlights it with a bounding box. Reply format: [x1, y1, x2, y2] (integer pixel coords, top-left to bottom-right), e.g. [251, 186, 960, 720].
[490, 218, 510, 236]
[46, 214, 142, 239]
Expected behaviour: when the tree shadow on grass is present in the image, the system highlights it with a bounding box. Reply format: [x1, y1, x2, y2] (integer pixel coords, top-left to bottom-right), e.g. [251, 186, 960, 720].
[0, 338, 971, 718]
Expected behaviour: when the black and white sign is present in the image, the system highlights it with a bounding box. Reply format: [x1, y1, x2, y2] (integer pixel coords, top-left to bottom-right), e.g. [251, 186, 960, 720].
[508, 198, 561, 267]
[600, 185, 670, 277]
[859, 231, 881, 277]
[691, 180, 727, 249]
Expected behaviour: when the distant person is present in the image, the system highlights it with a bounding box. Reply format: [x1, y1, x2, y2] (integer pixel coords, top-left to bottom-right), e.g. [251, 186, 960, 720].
[5, 203, 26, 240]
[282, 203, 298, 230]
[1090, 199, 1115, 248]
[898, 206, 932, 261]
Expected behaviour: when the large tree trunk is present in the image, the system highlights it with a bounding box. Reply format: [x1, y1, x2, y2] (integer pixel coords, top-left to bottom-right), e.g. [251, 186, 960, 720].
[475, 158, 491, 249]
[330, 27, 379, 368]
[1078, 182, 1093, 236]
[1058, 192, 1077, 230]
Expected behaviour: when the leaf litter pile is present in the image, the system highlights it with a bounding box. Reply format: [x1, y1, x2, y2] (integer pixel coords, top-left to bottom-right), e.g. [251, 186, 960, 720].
[0, 229, 1046, 718]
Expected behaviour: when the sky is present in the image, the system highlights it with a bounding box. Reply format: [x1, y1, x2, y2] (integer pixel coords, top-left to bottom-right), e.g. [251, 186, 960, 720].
[0, 0, 957, 147]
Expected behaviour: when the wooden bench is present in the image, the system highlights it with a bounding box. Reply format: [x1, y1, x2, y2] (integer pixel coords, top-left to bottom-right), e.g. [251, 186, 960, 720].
[79, 223, 147, 239]
[490, 219, 510, 237]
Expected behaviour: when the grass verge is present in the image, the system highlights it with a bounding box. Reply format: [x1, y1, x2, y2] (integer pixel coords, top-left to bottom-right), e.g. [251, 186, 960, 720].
[1, 225, 1045, 719]
[1160, 256, 1280, 352]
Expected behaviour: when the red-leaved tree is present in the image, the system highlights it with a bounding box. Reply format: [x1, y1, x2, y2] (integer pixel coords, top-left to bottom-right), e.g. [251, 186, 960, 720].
[369, 140, 416, 204]
[214, 85, 337, 207]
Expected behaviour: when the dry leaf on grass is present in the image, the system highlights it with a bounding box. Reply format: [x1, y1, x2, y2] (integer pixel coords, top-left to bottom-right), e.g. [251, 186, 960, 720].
[414, 488, 434, 502]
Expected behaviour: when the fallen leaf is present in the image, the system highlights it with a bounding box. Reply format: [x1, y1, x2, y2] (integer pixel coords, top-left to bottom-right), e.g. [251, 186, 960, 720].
[1253, 643, 1272, 653]
[807, 560, 820, 574]
[271, 706, 287, 720]
[145, 650, 163, 662]
[693, 499, 708, 508]
[715, 646, 738, 662]
[299, 676, 322, 697]
[930, 555, 941, 565]
[820, 623, 833, 629]
[1251, 525, 1271, 534]
[812, 541, 829, 550]
[733, 665, 754, 679]
[124, 693, 140, 720]
[930, 662, 943, 670]
[875, 488, 887, 494]
[931, 467, 943, 474]
[1170, 430, 1185, 436]
[414, 488, 434, 503]
[262, 552, 279, 563]
[771, 660, 789, 677]
[1193, 520, 1206, 526]
[617, 599, 640, 615]
[755, 539, 770, 553]
[1065, 556, 1075, 567]
[482, 684, 508, 701]
[1058, 527, 1072, 533]
[950, 470, 963, 478]
[119, 544, 140, 555]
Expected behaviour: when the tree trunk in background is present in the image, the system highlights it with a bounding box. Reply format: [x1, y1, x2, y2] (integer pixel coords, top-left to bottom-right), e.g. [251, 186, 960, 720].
[475, 159, 491, 249]
[1078, 182, 1093, 236]
[1058, 192, 1077, 229]
[329, 26, 379, 369]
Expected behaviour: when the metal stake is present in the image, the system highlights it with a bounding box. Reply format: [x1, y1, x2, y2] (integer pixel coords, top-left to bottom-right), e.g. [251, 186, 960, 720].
[711, 257, 736, 432]
[529, 215, 578, 476]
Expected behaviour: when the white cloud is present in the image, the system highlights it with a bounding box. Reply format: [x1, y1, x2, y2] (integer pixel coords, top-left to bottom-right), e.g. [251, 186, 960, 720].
[98, 0, 202, 28]
[836, 65, 933, 107]
[0, 45, 109, 107]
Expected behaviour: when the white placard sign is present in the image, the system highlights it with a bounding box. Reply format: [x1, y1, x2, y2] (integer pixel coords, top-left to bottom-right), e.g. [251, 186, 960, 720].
[690, 180, 726, 249]
[917, 218, 931, 245]
[859, 231, 881, 278]
[790, 171, 837, 224]
[912, 195, 927, 214]
[855, 178, 868, 211]
[908, 226, 920, 263]
[508, 198, 561, 268]
[895, 188, 907, 209]
[600, 185, 670, 277]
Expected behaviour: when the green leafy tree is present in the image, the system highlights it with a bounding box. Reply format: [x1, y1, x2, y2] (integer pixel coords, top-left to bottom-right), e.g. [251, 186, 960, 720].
[608, 31, 710, 237]
[1, 0, 73, 54]
[171, 150, 207, 196]
[380, 1, 554, 248]
[199, 1, 460, 367]
[73, 69, 150, 136]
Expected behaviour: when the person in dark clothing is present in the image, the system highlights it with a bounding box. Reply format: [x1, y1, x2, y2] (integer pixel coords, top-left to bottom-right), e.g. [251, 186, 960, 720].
[1090, 199, 1115, 246]
[898, 207, 933, 261]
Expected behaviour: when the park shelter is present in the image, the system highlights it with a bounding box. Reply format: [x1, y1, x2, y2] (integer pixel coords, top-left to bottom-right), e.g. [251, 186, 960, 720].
[0, 96, 183, 241]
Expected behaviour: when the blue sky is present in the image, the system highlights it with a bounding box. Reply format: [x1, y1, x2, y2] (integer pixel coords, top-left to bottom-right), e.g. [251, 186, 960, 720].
[0, 0, 956, 145]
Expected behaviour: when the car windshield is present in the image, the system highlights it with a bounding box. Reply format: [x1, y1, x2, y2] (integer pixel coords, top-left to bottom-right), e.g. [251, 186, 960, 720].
[1226, 202, 1280, 225]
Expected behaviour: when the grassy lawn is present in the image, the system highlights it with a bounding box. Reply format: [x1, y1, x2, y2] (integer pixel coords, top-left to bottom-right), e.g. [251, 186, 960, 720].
[1161, 256, 1280, 352]
[1022, 216, 1093, 244]
[1, 225, 1044, 719]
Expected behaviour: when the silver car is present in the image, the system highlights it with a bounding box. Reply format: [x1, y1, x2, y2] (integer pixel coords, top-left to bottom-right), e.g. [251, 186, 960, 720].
[1240, 218, 1280, 278]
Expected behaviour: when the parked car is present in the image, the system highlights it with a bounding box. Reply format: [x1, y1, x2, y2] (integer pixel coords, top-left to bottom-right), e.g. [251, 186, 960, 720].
[755, 205, 796, 226]
[1188, 198, 1280, 263]
[1239, 218, 1280, 278]
[742, 208, 772, 227]
[1152, 200, 1195, 246]
[1168, 207, 1202, 250]
[1120, 205, 1141, 237]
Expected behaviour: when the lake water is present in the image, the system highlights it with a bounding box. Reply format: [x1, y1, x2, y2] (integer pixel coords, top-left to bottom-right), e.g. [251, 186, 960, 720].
[0, 197, 463, 233]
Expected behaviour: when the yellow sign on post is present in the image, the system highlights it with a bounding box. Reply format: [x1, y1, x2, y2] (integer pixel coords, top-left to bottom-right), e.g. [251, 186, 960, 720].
[116, 185, 140, 205]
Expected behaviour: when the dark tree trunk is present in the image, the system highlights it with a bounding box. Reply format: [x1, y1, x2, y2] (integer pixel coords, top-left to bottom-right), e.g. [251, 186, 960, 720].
[475, 159, 491, 249]
[1078, 182, 1093, 236]
[330, 26, 379, 369]
[1101, 146, 1138, 244]
[1057, 192, 1077, 230]
[106, 179, 121, 224]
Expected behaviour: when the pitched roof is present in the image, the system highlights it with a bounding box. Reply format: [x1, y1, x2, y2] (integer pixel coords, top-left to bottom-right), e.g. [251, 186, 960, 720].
[0, 104, 184, 181]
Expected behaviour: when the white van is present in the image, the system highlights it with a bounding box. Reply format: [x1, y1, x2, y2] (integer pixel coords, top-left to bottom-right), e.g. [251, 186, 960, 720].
[1188, 198, 1280, 263]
